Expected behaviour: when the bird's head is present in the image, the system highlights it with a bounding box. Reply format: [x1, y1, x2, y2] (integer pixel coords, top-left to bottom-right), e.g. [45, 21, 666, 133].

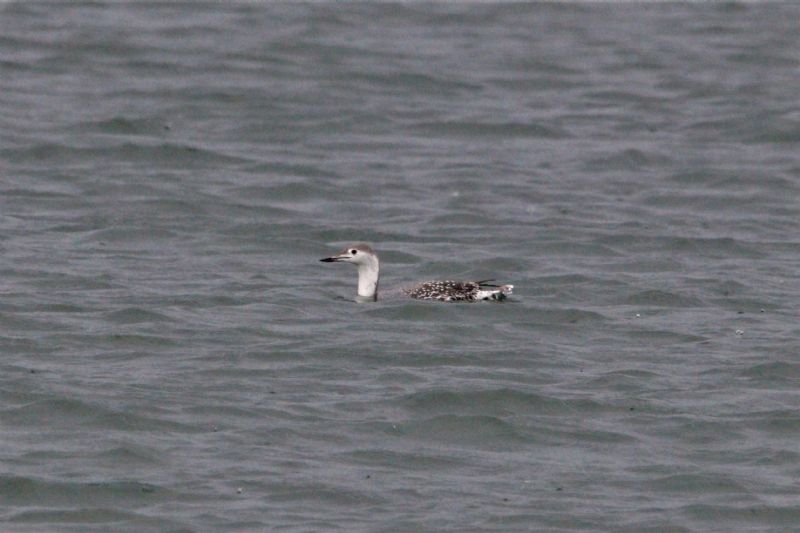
[320, 243, 377, 267]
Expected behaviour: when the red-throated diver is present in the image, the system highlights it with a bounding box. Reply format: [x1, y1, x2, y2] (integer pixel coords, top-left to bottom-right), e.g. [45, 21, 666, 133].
[320, 243, 513, 302]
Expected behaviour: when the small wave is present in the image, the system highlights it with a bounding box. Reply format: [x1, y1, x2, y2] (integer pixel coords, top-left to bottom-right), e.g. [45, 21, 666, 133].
[344, 71, 481, 93]
[415, 120, 567, 139]
[682, 502, 800, 527]
[69, 116, 170, 136]
[623, 289, 704, 307]
[0, 475, 168, 508]
[626, 329, 709, 345]
[266, 481, 385, 507]
[399, 414, 530, 446]
[403, 388, 605, 416]
[584, 148, 672, 172]
[648, 473, 748, 493]
[1, 397, 193, 433]
[340, 449, 467, 470]
[104, 308, 173, 325]
[78, 226, 178, 245]
[2, 142, 251, 168]
[739, 361, 800, 381]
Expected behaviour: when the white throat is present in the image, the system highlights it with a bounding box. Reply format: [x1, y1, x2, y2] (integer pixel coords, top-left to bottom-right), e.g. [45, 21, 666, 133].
[356, 256, 379, 300]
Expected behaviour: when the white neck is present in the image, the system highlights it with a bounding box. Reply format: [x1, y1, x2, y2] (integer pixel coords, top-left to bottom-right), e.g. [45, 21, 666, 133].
[357, 256, 379, 300]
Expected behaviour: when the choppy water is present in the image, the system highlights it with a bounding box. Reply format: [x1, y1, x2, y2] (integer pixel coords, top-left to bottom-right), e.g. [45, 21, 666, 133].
[2, 2, 800, 531]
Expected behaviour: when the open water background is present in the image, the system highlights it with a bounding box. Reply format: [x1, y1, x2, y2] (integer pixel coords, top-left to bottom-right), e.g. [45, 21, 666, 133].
[2, 2, 800, 531]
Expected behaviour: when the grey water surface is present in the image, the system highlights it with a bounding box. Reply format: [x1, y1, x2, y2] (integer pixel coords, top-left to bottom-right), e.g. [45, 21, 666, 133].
[2, 2, 800, 532]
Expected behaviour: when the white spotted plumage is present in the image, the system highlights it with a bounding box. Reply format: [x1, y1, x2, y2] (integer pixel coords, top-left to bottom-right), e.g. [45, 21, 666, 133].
[321, 244, 513, 302]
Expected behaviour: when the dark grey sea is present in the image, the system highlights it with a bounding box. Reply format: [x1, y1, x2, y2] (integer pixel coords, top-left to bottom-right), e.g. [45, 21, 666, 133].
[2, 2, 800, 531]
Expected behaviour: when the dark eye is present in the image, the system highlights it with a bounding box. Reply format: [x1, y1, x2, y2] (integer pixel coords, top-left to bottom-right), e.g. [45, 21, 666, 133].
[350, 249, 357, 255]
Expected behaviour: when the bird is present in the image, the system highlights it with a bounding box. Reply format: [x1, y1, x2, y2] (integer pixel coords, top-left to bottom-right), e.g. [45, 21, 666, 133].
[320, 243, 513, 302]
